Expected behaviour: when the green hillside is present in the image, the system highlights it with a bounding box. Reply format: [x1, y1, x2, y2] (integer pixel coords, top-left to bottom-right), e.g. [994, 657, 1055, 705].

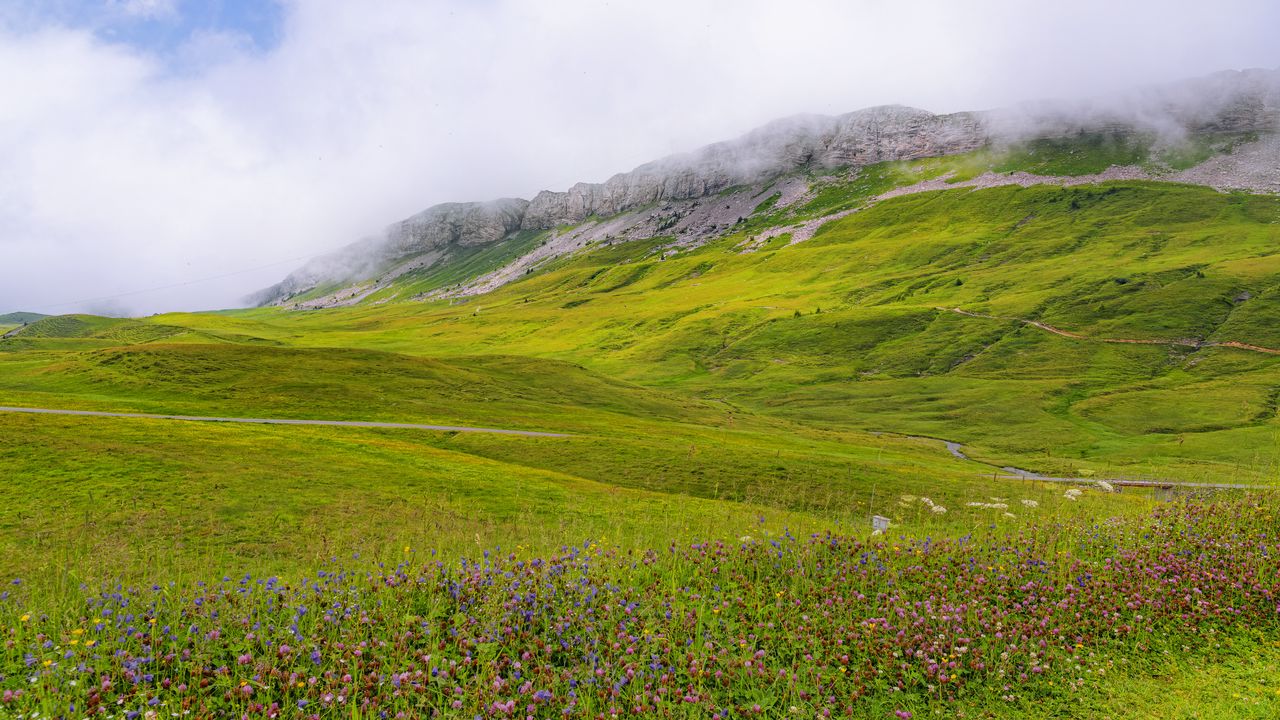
[120, 180, 1280, 482]
[3, 175, 1278, 575]
[4, 134, 1280, 717]
[0, 311, 46, 324]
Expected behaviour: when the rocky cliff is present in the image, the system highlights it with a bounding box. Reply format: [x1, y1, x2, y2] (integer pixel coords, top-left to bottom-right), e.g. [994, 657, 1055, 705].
[519, 107, 989, 230]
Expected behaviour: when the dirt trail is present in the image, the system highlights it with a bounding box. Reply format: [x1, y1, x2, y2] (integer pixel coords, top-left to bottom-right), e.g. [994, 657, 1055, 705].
[942, 307, 1280, 356]
[0, 406, 569, 437]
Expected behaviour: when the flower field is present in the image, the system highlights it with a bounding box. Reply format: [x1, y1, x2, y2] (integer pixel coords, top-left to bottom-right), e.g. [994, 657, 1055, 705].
[2, 497, 1277, 718]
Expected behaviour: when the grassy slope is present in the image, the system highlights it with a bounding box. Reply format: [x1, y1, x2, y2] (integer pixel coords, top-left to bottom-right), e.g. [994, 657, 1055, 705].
[1, 342, 1122, 585]
[3, 141, 1278, 710]
[0, 311, 47, 324]
[9, 183, 1275, 501]
[4, 182, 1275, 578]
[0, 403, 1139, 590]
[127, 182, 1280, 482]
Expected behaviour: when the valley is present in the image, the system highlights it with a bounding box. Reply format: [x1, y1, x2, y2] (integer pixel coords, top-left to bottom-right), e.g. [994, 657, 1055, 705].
[3, 68, 1280, 717]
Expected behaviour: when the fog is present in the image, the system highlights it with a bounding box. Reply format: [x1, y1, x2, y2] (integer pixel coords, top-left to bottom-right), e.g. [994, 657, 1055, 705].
[1, 0, 1277, 315]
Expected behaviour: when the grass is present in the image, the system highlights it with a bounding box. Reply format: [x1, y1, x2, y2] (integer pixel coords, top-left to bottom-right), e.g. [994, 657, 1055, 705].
[98, 181, 1279, 483]
[3, 148, 1280, 713]
[992, 131, 1153, 175]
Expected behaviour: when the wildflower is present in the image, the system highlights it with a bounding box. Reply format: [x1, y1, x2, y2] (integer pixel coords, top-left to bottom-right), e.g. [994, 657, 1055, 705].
[931, 505, 947, 514]
[1020, 499, 1039, 508]
[1064, 489, 1083, 501]
[1096, 481, 1115, 493]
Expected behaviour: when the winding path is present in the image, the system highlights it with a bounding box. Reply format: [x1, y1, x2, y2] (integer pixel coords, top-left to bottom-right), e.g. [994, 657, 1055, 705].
[910, 434, 1270, 491]
[0, 406, 569, 437]
[992, 472, 1268, 491]
[942, 307, 1280, 356]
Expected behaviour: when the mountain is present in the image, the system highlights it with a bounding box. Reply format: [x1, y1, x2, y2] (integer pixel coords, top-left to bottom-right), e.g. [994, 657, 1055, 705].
[254, 69, 1280, 308]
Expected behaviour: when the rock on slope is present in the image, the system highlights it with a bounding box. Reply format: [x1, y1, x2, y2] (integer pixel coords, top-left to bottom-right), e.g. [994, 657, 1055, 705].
[255, 69, 1280, 308]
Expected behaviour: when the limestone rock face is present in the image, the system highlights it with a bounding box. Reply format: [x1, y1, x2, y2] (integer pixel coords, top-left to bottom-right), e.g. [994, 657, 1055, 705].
[386, 198, 529, 254]
[816, 107, 987, 167]
[251, 198, 527, 306]
[520, 107, 988, 230]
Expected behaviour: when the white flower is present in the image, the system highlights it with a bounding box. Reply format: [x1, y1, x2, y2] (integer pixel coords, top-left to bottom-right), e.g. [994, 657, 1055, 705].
[931, 505, 947, 514]
[1020, 499, 1039, 508]
[1003, 512, 1016, 519]
[1064, 489, 1083, 501]
[918, 497, 935, 507]
[965, 502, 1009, 510]
[1096, 481, 1115, 493]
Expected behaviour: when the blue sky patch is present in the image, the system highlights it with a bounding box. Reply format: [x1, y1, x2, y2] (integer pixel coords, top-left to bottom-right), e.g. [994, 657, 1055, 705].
[13, 0, 285, 57]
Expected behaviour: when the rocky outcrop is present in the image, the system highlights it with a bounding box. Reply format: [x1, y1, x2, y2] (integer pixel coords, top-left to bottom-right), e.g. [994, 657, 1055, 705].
[385, 198, 529, 254]
[251, 198, 528, 306]
[519, 107, 988, 230]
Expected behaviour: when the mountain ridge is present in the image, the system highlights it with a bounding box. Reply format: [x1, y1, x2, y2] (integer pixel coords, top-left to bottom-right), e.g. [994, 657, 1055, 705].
[254, 68, 1280, 308]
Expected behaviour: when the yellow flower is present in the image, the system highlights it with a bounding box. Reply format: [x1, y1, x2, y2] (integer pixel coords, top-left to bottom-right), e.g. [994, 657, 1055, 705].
[85, 640, 96, 647]
[403, 546, 411, 554]
[42, 660, 51, 667]
[71, 628, 84, 636]
[19, 614, 29, 623]
[69, 639, 78, 646]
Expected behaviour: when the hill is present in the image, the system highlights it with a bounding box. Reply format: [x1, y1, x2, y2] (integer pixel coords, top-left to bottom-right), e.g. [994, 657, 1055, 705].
[120, 180, 1275, 487]
[3, 70, 1280, 718]
[0, 312, 46, 324]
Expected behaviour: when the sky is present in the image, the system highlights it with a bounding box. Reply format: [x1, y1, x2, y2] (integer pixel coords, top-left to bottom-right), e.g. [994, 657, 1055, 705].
[1, 0, 1278, 315]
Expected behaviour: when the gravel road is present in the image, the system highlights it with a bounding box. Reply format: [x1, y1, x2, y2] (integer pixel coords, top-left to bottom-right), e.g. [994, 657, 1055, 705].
[0, 406, 568, 437]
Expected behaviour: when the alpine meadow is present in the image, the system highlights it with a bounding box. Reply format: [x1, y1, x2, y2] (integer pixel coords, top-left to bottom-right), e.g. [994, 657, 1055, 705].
[3, 5, 1280, 718]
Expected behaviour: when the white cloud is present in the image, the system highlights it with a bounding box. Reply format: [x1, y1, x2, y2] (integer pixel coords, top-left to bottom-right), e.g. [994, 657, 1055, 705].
[0, 0, 1277, 314]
